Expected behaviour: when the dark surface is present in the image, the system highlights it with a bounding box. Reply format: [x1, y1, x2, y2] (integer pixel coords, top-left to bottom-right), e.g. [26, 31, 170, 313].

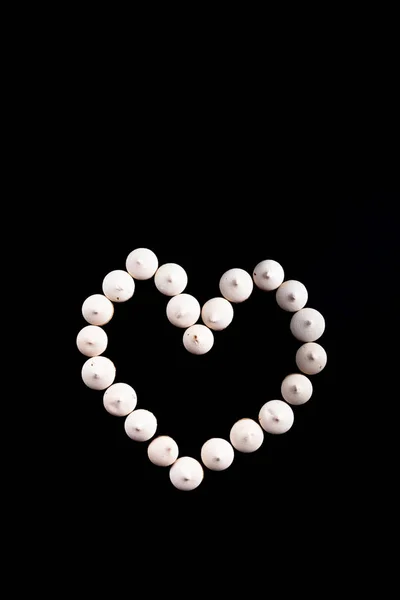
[14, 22, 399, 584]
[67, 183, 396, 522]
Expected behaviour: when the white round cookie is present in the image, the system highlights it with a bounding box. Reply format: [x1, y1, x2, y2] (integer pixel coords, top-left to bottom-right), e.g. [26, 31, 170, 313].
[155, 263, 188, 296]
[253, 260, 284, 291]
[124, 409, 157, 442]
[166, 294, 200, 328]
[102, 270, 135, 302]
[219, 268, 253, 303]
[169, 457, 204, 491]
[201, 297, 234, 331]
[103, 383, 137, 416]
[126, 248, 158, 280]
[276, 280, 308, 312]
[229, 419, 264, 453]
[201, 438, 234, 471]
[259, 400, 294, 434]
[281, 373, 313, 405]
[148, 436, 179, 466]
[81, 356, 116, 390]
[82, 294, 114, 326]
[290, 308, 325, 342]
[296, 342, 327, 375]
[76, 325, 108, 357]
[183, 324, 214, 355]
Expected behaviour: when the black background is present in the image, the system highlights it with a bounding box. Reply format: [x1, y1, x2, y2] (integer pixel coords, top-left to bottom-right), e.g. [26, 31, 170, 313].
[7, 13, 398, 589]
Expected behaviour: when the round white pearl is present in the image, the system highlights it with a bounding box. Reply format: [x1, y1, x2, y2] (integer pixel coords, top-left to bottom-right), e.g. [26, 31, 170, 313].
[229, 418, 264, 453]
[147, 436, 179, 466]
[81, 356, 116, 390]
[201, 297, 234, 331]
[183, 324, 214, 355]
[102, 270, 135, 302]
[124, 409, 157, 442]
[169, 457, 204, 491]
[103, 382, 137, 416]
[219, 268, 253, 303]
[166, 294, 200, 328]
[281, 373, 313, 405]
[276, 280, 308, 312]
[253, 259, 285, 291]
[296, 342, 327, 375]
[201, 438, 234, 471]
[126, 248, 158, 280]
[290, 308, 325, 342]
[76, 325, 108, 357]
[259, 400, 294, 434]
[155, 263, 188, 296]
[82, 294, 114, 326]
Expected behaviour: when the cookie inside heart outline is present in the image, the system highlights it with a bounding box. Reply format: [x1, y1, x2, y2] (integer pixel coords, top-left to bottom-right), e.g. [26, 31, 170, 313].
[77, 248, 327, 491]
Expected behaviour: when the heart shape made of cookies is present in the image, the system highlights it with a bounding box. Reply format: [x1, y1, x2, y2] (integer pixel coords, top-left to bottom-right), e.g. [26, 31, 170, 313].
[77, 248, 327, 491]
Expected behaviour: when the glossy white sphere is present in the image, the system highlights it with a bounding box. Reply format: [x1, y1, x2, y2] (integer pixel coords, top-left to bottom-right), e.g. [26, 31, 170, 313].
[219, 268, 253, 303]
[201, 438, 234, 471]
[166, 294, 200, 328]
[81, 356, 116, 390]
[126, 248, 158, 280]
[229, 418, 264, 453]
[259, 400, 294, 434]
[253, 260, 284, 291]
[82, 294, 114, 326]
[201, 297, 234, 331]
[296, 342, 327, 375]
[76, 325, 108, 357]
[169, 457, 204, 491]
[290, 308, 325, 342]
[276, 280, 308, 312]
[281, 373, 313, 405]
[155, 263, 188, 296]
[102, 270, 135, 302]
[124, 409, 157, 441]
[103, 382, 137, 416]
[147, 436, 179, 466]
[183, 324, 214, 355]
